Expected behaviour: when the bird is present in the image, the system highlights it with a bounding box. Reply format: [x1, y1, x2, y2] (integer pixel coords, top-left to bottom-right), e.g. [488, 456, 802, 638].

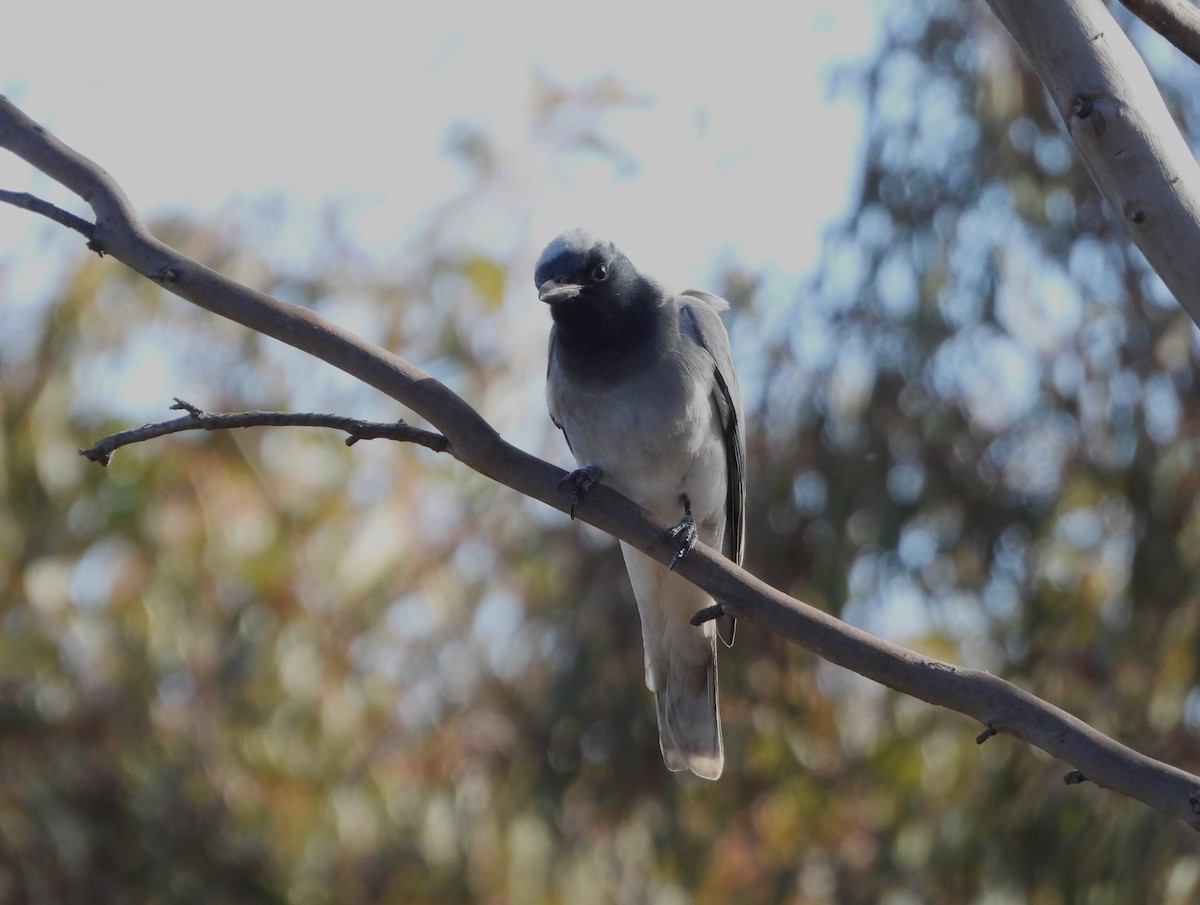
[536, 228, 745, 780]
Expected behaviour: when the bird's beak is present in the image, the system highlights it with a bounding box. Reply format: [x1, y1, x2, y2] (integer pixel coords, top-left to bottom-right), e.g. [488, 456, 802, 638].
[538, 279, 582, 305]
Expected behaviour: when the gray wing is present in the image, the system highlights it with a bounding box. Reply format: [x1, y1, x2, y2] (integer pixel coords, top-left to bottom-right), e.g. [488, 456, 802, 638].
[546, 327, 574, 453]
[680, 291, 746, 646]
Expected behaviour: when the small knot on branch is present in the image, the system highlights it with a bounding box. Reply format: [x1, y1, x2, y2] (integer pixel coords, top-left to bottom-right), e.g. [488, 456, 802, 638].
[976, 725, 997, 745]
[1064, 770, 1089, 786]
[924, 659, 958, 673]
[1071, 95, 1106, 136]
[1121, 199, 1149, 227]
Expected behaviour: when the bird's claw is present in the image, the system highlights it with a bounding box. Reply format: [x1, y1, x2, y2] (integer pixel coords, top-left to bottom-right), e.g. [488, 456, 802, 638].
[559, 465, 601, 519]
[666, 495, 698, 571]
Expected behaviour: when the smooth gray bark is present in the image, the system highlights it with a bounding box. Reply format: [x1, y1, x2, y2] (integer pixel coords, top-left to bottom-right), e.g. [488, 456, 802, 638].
[987, 0, 1200, 325]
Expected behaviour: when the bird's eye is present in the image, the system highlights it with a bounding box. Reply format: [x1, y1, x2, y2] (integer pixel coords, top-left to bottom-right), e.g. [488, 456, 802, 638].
[591, 262, 609, 282]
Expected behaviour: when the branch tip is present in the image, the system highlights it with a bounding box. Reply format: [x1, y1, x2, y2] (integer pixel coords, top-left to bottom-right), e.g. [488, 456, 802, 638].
[170, 398, 205, 417]
[690, 603, 727, 627]
[976, 726, 998, 745]
[78, 446, 113, 467]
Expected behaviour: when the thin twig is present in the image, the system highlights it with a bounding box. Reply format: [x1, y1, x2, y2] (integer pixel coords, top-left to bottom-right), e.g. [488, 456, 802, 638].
[78, 397, 448, 466]
[0, 188, 95, 242]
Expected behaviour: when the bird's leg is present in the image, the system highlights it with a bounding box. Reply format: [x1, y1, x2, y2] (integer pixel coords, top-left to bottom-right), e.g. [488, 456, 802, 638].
[559, 464, 602, 519]
[666, 493, 698, 571]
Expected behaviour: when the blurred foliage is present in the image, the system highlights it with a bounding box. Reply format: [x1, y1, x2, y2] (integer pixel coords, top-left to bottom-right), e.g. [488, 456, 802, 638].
[3, 3, 1200, 903]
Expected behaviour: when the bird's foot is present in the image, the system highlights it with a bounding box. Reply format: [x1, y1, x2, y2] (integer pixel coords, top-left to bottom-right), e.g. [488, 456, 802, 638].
[666, 494, 698, 571]
[559, 465, 601, 519]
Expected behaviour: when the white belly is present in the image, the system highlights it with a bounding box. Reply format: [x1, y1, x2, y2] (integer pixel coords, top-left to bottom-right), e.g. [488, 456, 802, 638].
[550, 358, 728, 544]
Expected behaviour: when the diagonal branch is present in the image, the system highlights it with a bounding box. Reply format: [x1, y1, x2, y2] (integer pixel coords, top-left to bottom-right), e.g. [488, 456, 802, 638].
[78, 397, 449, 466]
[985, 0, 1200, 327]
[1119, 0, 1200, 67]
[3, 94, 1199, 830]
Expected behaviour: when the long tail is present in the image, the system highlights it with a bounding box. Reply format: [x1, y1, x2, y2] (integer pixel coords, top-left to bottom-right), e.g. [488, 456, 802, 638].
[620, 541, 724, 780]
[653, 635, 723, 780]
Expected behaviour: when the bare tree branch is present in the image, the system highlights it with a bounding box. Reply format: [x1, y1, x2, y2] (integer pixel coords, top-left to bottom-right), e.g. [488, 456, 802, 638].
[3, 94, 1199, 830]
[986, 0, 1200, 327]
[78, 397, 449, 466]
[1119, 0, 1200, 66]
[0, 188, 95, 241]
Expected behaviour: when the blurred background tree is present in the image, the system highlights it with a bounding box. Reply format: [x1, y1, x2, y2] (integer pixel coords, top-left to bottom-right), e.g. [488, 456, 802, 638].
[3, 2, 1200, 903]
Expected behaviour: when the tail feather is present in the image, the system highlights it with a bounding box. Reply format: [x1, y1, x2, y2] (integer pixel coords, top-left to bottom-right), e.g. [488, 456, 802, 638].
[654, 644, 723, 780]
[620, 540, 726, 780]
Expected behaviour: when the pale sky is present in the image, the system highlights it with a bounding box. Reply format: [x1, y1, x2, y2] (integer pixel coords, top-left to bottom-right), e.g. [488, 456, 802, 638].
[1, 0, 876, 290]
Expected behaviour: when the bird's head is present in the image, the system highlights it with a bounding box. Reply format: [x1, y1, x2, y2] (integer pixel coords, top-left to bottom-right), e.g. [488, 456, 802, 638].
[534, 229, 647, 310]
